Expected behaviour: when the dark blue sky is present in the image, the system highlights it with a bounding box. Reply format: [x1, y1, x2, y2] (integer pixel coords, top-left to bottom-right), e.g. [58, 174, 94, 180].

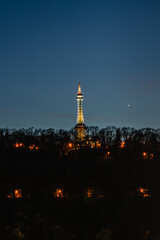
[0, 0, 160, 129]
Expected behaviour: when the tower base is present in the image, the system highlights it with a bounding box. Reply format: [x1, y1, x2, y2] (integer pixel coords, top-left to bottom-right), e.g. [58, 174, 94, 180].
[75, 123, 86, 141]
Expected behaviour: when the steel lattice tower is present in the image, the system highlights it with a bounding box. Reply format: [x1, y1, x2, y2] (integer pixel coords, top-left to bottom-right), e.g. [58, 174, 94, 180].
[76, 83, 84, 124]
[75, 83, 86, 141]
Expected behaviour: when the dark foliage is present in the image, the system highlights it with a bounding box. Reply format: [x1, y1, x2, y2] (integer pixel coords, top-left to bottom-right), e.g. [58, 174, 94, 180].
[0, 126, 160, 239]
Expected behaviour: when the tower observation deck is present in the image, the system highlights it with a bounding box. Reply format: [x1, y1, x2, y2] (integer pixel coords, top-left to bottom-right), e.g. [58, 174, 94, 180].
[75, 83, 86, 141]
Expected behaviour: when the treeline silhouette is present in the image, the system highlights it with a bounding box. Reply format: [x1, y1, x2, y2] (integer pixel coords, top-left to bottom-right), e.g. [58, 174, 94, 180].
[0, 126, 160, 199]
[0, 126, 160, 240]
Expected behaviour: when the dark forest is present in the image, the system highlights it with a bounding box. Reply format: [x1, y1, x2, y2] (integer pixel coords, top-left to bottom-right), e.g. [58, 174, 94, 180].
[1, 126, 160, 240]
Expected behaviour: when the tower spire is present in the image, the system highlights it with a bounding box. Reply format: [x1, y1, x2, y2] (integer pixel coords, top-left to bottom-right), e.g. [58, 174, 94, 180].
[78, 82, 81, 94]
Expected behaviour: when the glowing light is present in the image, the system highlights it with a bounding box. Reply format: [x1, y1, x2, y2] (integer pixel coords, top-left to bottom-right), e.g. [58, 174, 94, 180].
[68, 143, 73, 148]
[15, 143, 24, 148]
[29, 145, 39, 150]
[7, 189, 22, 198]
[142, 152, 148, 159]
[120, 141, 125, 148]
[55, 189, 64, 198]
[86, 187, 94, 198]
[150, 153, 153, 160]
[14, 189, 22, 198]
[6, 194, 13, 198]
[137, 187, 150, 198]
[105, 151, 111, 160]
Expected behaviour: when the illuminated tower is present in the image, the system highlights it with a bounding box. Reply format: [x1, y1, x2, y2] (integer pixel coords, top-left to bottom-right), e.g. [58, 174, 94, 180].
[75, 83, 86, 141]
[76, 83, 84, 124]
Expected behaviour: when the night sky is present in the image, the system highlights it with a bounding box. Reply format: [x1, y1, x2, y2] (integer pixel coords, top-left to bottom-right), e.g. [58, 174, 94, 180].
[0, 0, 160, 130]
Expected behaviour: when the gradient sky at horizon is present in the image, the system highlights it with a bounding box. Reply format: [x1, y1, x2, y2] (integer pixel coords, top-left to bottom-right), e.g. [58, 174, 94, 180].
[0, 0, 160, 130]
